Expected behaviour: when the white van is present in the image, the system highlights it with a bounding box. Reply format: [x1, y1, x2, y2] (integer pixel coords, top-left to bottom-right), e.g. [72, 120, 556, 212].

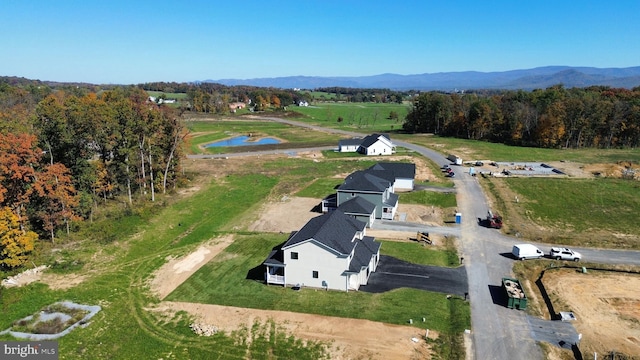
[512, 244, 544, 260]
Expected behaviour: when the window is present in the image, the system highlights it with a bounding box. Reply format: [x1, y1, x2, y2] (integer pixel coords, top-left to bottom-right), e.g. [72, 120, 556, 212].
[312, 271, 319, 279]
[291, 252, 299, 260]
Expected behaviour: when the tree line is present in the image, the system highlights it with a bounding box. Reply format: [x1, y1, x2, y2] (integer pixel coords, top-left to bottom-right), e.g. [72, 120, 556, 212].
[0, 82, 184, 268]
[403, 85, 640, 148]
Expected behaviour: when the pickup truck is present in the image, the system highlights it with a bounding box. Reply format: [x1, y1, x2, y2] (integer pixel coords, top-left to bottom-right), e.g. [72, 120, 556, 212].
[549, 247, 582, 261]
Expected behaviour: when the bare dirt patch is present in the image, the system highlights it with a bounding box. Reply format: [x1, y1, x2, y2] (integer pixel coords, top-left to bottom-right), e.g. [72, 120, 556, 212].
[39, 273, 87, 290]
[149, 235, 235, 299]
[153, 301, 433, 360]
[247, 197, 321, 233]
[543, 269, 640, 357]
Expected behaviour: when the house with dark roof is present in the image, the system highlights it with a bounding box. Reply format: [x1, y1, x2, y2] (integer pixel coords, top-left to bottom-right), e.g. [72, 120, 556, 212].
[263, 210, 381, 291]
[337, 170, 399, 220]
[357, 134, 394, 156]
[367, 162, 416, 191]
[321, 161, 415, 221]
[337, 134, 394, 155]
[338, 138, 363, 153]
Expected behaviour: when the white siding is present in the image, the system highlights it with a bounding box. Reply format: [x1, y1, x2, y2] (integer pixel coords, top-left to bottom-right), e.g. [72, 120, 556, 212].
[340, 144, 359, 152]
[393, 178, 414, 191]
[365, 141, 392, 155]
[284, 241, 350, 291]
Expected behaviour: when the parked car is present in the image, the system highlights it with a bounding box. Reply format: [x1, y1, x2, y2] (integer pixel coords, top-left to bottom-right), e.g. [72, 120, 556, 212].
[447, 172, 455, 178]
[512, 244, 544, 260]
[549, 247, 582, 261]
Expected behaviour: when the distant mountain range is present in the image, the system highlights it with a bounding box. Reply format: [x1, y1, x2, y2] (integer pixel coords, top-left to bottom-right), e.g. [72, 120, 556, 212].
[204, 66, 640, 91]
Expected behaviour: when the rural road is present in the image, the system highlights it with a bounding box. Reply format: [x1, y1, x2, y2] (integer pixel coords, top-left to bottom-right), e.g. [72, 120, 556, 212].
[192, 117, 640, 359]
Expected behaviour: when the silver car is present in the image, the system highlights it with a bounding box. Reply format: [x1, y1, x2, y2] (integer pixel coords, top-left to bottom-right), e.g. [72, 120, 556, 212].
[549, 247, 582, 261]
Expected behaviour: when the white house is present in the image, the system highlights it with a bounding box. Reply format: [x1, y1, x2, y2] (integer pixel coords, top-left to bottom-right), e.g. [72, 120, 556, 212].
[263, 210, 381, 292]
[338, 138, 363, 153]
[357, 134, 395, 156]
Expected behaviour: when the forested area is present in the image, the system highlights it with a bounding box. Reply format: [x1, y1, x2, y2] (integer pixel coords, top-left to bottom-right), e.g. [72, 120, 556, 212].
[403, 85, 640, 148]
[141, 82, 312, 113]
[140, 82, 408, 113]
[0, 81, 184, 268]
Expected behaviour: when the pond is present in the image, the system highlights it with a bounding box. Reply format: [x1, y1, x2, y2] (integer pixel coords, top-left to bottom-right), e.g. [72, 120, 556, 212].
[204, 135, 281, 148]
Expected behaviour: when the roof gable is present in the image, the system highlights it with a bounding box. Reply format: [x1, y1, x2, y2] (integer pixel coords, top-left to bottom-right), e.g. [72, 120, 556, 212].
[369, 162, 416, 179]
[348, 236, 381, 272]
[338, 196, 376, 215]
[359, 133, 391, 148]
[338, 170, 391, 193]
[282, 210, 366, 255]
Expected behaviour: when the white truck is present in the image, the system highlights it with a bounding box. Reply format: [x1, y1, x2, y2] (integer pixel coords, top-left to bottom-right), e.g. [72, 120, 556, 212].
[549, 247, 582, 261]
[512, 244, 544, 260]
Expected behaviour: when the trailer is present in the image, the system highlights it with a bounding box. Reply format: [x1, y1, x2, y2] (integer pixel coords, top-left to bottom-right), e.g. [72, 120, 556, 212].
[447, 154, 462, 165]
[502, 277, 527, 310]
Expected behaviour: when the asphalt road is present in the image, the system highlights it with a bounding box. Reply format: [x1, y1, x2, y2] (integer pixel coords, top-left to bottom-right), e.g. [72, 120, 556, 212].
[201, 117, 640, 360]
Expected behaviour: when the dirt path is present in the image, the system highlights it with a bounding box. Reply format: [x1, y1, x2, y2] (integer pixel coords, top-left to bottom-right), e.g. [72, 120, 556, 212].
[154, 301, 432, 359]
[149, 235, 235, 299]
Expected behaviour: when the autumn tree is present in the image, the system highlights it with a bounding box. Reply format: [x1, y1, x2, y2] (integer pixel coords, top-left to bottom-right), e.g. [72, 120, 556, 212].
[0, 133, 41, 221]
[30, 163, 80, 241]
[0, 207, 37, 268]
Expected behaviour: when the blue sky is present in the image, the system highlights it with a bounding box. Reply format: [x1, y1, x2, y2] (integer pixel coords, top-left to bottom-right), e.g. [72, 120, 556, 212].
[2, 1, 639, 84]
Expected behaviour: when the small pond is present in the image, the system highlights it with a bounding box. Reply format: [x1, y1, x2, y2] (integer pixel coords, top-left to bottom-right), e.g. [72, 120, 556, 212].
[205, 135, 281, 148]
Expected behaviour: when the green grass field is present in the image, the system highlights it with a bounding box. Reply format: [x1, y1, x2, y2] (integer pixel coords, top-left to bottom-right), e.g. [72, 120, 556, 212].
[397, 134, 640, 164]
[3, 101, 640, 359]
[185, 119, 341, 154]
[288, 102, 410, 133]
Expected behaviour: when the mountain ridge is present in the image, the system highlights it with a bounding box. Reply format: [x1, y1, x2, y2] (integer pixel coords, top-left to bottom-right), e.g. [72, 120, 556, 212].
[203, 66, 640, 90]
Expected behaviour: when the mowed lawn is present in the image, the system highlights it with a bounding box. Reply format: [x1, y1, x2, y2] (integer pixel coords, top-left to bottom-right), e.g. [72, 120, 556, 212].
[165, 233, 469, 334]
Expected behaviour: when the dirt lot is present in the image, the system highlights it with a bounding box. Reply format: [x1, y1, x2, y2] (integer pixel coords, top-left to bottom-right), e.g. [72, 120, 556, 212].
[542, 269, 640, 357]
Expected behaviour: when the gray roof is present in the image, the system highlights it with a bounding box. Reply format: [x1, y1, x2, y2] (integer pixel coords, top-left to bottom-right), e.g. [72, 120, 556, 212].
[383, 192, 399, 207]
[282, 210, 366, 255]
[338, 196, 376, 215]
[359, 133, 390, 148]
[339, 138, 363, 146]
[263, 242, 286, 266]
[338, 170, 391, 193]
[369, 162, 416, 179]
[348, 236, 381, 272]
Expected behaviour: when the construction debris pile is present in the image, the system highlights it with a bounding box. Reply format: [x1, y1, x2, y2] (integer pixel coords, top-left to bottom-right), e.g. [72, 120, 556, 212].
[503, 279, 525, 299]
[190, 323, 218, 336]
[1, 265, 49, 288]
